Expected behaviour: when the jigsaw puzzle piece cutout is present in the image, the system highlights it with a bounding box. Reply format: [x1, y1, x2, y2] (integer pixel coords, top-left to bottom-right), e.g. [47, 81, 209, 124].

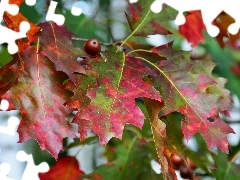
[0, 0, 19, 19]
[0, 116, 20, 136]
[46, 0, 65, 25]
[71, 5, 82, 16]
[0, 0, 31, 54]
[16, 151, 49, 180]
[25, 0, 37, 6]
[0, 163, 15, 180]
[223, 1, 240, 35]
[150, 0, 240, 37]
[0, 21, 30, 54]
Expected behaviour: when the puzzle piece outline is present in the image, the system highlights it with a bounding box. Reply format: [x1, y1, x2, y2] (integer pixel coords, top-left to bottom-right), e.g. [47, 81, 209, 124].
[0, 0, 30, 54]
[150, 0, 240, 37]
[16, 151, 49, 180]
[0, 0, 83, 54]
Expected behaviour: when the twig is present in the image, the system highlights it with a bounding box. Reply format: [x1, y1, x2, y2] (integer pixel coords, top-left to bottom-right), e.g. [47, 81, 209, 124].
[224, 120, 240, 124]
[230, 150, 240, 163]
[71, 37, 122, 47]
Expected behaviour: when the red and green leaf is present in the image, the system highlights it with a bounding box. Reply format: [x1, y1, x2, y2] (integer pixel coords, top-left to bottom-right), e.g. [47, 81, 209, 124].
[126, 0, 177, 36]
[1, 46, 76, 158]
[38, 22, 86, 84]
[149, 45, 234, 152]
[71, 48, 161, 144]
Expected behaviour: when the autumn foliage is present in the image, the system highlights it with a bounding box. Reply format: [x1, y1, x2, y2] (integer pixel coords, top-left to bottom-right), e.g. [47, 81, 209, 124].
[1, 0, 240, 179]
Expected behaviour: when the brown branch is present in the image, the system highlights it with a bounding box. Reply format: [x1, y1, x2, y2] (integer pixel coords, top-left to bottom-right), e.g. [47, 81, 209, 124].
[71, 37, 122, 47]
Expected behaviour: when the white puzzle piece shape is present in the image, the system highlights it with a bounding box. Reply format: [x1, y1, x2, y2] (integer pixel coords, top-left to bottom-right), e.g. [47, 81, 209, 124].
[46, 1, 65, 25]
[132, 0, 240, 37]
[16, 151, 49, 180]
[0, 0, 30, 54]
[25, 0, 37, 6]
[0, 163, 15, 180]
[0, 116, 20, 136]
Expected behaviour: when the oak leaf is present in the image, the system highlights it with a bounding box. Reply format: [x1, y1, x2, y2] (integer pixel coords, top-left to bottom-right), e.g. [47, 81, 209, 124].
[38, 22, 86, 84]
[126, 0, 177, 36]
[1, 46, 76, 158]
[71, 48, 161, 144]
[150, 45, 234, 152]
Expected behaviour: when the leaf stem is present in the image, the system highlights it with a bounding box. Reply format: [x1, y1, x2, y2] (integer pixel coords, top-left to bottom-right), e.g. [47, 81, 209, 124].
[224, 120, 240, 124]
[71, 37, 122, 47]
[116, 10, 151, 52]
[229, 150, 240, 163]
[125, 126, 142, 139]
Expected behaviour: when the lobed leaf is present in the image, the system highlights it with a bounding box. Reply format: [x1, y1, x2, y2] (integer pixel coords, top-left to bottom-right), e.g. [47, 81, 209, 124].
[72, 48, 161, 144]
[146, 45, 234, 152]
[126, 0, 177, 36]
[38, 22, 86, 84]
[1, 46, 76, 159]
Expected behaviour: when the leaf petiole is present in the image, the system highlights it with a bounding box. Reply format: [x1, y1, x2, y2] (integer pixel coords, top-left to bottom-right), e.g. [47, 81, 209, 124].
[116, 10, 151, 52]
[71, 37, 122, 47]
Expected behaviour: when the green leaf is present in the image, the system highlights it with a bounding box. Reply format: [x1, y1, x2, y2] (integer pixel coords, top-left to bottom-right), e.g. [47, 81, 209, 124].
[126, 0, 178, 36]
[83, 136, 162, 180]
[212, 150, 240, 179]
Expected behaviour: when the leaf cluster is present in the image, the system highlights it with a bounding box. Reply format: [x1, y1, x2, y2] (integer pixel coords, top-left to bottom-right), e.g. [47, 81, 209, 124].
[1, 0, 239, 179]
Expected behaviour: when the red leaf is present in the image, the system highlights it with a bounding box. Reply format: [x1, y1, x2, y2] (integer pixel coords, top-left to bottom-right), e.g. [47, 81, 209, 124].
[2, 47, 76, 158]
[38, 22, 86, 84]
[179, 11, 206, 47]
[39, 156, 84, 180]
[152, 45, 234, 152]
[71, 49, 161, 144]
[213, 12, 240, 49]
